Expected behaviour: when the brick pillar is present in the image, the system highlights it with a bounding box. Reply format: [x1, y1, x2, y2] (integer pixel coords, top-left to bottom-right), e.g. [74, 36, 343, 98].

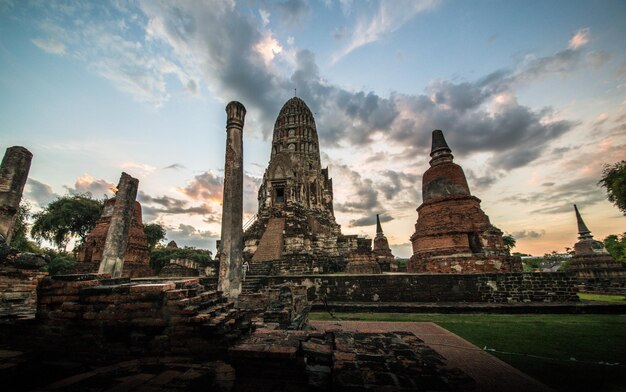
[0, 146, 32, 243]
[218, 101, 246, 299]
[98, 172, 139, 278]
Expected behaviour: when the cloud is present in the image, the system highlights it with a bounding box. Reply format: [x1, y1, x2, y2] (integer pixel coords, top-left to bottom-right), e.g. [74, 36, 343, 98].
[506, 176, 609, 215]
[121, 161, 157, 177]
[332, 0, 439, 64]
[25, 178, 58, 207]
[332, 164, 380, 213]
[377, 170, 420, 200]
[64, 174, 116, 199]
[569, 28, 590, 49]
[31, 38, 66, 54]
[17, 2, 596, 189]
[512, 230, 546, 239]
[138, 191, 187, 209]
[349, 212, 393, 228]
[163, 163, 185, 170]
[165, 223, 218, 250]
[275, 0, 310, 27]
[142, 202, 214, 217]
[465, 170, 501, 191]
[259, 8, 270, 27]
[244, 173, 262, 215]
[179, 171, 223, 202]
[586, 50, 610, 69]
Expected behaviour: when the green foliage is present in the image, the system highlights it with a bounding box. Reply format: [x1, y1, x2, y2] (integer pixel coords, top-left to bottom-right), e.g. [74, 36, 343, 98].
[502, 234, 516, 251]
[394, 258, 408, 272]
[30, 194, 103, 251]
[149, 246, 212, 272]
[8, 202, 42, 253]
[42, 252, 76, 275]
[522, 257, 542, 272]
[144, 223, 166, 250]
[603, 233, 626, 263]
[598, 160, 626, 215]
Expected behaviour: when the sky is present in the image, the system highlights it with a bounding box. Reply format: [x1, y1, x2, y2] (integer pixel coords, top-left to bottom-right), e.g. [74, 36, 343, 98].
[1, 0, 625, 257]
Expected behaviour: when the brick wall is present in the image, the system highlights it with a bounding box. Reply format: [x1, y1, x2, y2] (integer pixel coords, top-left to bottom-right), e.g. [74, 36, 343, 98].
[35, 274, 249, 360]
[0, 265, 47, 320]
[253, 273, 578, 303]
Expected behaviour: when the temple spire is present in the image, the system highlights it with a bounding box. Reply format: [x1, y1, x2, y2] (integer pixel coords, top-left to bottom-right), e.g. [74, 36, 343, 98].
[429, 130, 454, 166]
[376, 214, 383, 235]
[574, 204, 593, 240]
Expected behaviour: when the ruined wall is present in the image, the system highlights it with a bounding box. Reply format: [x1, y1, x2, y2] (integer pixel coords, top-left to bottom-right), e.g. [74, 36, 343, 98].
[35, 274, 249, 360]
[78, 199, 149, 265]
[0, 263, 47, 320]
[70, 261, 154, 278]
[253, 273, 578, 303]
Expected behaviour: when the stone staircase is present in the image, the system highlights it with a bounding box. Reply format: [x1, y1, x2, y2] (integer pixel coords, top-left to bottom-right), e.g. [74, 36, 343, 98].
[165, 283, 244, 338]
[241, 276, 263, 294]
[251, 218, 285, 262]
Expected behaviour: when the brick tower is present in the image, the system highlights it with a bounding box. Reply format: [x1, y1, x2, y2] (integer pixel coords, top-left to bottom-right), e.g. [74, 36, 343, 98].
[373, 214, 395, 272]
[570, 204, 626, 292]
[408, 130, 521, 273]
[243, 97, 360, 275]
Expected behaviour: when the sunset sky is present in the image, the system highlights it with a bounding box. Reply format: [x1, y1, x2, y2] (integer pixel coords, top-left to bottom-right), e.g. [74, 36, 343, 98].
[1, 0, 624, 257]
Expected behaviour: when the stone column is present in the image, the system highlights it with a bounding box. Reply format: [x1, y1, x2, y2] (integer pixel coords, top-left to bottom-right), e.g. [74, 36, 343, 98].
[0, 146, 33, 243]
[98, 172, 139, 278]
[218, 101, 246, 299]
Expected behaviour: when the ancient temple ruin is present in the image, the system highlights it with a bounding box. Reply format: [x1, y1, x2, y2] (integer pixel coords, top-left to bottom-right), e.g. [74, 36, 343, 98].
[78, 199, 149, 265]
[0, 146, 32, 243]
[373, 214, 396, 272]
[218, 101, 246, 298]
[408, 130, 522, 273]
[77, 173, 151, 278]
[243, 97, 364, 274]
[570, 204, 626, 293]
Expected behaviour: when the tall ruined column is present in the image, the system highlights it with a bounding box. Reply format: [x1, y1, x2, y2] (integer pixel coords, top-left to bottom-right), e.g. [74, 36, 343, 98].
[0, 146, 33, 243]
[218, 101, 246, 299]
[98, 172, 139, 278]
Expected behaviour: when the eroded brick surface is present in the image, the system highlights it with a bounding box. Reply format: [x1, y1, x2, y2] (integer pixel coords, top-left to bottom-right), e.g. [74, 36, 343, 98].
[409, 131, 522, 274]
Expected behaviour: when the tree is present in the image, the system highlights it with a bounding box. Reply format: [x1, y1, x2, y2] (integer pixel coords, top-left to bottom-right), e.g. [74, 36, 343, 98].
[43, 253, 77, 275]
[144, 223, 166, 250]
[502, 234, 516, 252]
[31, 194, 103, 251]
[9, 202, 34, 251]
[598, 160, 626, 215]
[149, 247, 212, 272]
[604, 233, 626, 263]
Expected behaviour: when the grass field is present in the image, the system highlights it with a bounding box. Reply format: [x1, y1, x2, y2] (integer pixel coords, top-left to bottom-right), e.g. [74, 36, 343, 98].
[309, 312, 626, 391]
[578, 292, 626, 303]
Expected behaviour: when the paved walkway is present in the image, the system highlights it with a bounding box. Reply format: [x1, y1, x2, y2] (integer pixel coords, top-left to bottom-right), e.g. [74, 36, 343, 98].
[310, 320, 553, 392]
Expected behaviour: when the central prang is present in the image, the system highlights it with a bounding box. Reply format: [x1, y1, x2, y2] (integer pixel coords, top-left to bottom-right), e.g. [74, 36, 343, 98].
[243, 97, 376, 276]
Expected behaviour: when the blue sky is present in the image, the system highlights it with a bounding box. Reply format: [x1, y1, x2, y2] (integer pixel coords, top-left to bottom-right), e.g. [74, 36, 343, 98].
[1, 0, 625, 256]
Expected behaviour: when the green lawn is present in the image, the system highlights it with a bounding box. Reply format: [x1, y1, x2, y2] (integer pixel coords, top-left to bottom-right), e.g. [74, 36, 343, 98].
[309, 312, 626, 391]
[578, 292, 626, 303]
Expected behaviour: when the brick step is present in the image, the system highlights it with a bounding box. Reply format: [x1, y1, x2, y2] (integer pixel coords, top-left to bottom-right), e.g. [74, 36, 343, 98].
[189, 302, 235, 323]
[252, 218, 285, 262]
[202, 310, 240, 334]
[241, 278, 263, 293]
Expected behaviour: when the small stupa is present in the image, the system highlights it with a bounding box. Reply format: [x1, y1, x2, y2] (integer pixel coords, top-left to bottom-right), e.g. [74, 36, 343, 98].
[569, 204, 626, 291]
[373, 214, 396, 271]
[408, 130, 522, 273]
